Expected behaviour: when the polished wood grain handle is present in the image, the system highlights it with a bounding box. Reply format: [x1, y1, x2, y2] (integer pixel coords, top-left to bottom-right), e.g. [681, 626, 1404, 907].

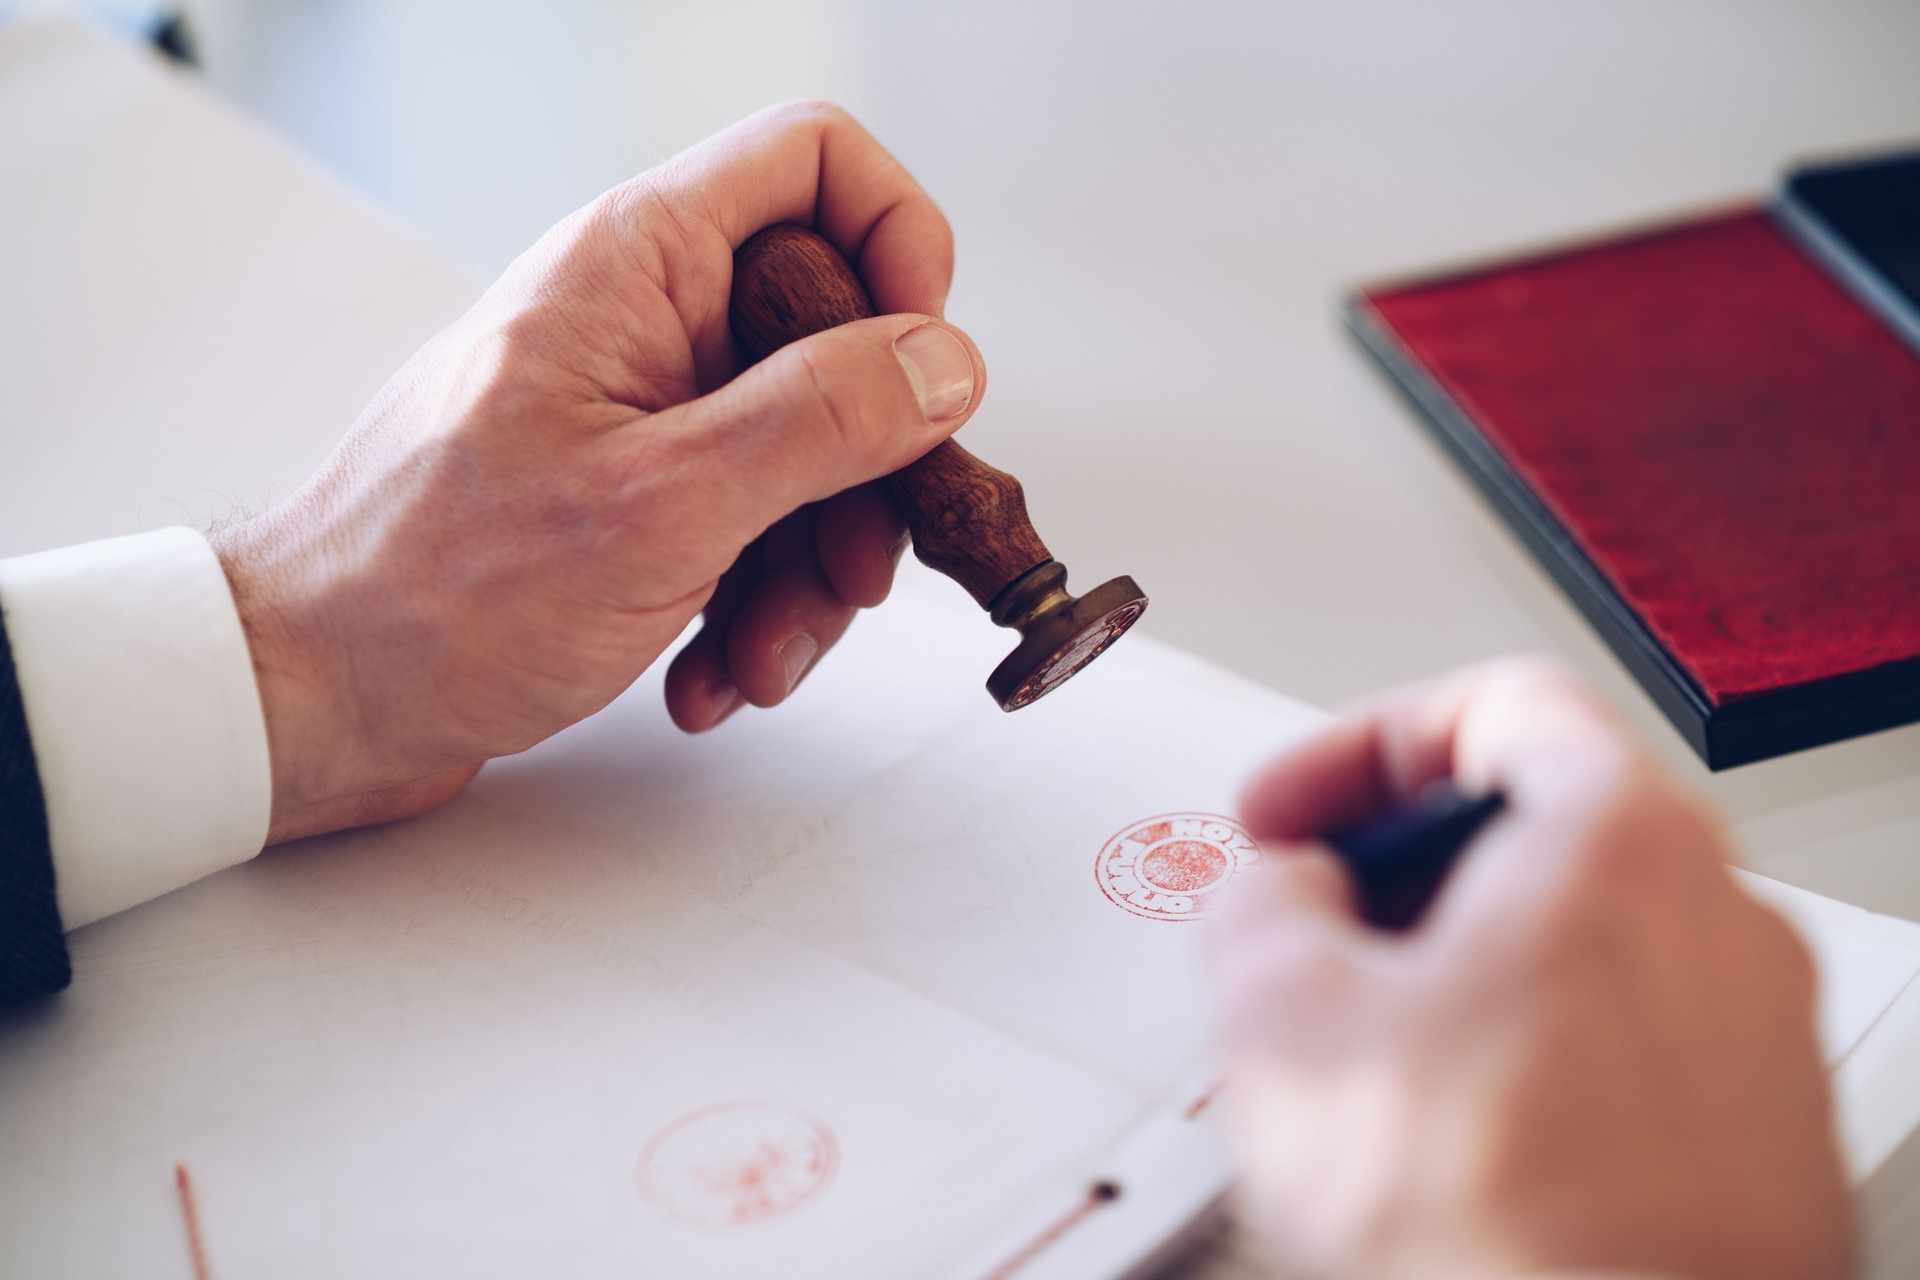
[729, 225, 1053, 610]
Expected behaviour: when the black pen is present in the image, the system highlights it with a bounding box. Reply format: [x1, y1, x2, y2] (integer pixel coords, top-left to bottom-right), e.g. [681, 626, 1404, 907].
[1324, 783, 1507, 930]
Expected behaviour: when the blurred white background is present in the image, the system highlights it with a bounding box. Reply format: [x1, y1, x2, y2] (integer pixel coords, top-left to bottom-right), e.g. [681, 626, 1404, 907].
[7, 0, 1920, 905]
[12, 0, 1920, 699]
[136, 0, 1912, 729]
[24, 2, 1919, 278]
[5, 14, 1920, 1277]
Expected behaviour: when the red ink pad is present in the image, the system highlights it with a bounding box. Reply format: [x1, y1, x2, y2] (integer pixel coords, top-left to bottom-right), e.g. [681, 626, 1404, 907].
[1348, 207, 1920, 767]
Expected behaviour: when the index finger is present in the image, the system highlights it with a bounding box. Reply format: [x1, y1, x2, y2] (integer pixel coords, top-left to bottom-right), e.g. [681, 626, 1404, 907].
[1237, 657, 1629, 842]
[649, 99, 954, 318]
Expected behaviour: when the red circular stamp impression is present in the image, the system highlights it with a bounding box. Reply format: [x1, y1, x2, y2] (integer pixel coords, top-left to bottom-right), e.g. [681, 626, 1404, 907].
[1096, 813, 1261, 921]
[636, 1101, 839, 1230]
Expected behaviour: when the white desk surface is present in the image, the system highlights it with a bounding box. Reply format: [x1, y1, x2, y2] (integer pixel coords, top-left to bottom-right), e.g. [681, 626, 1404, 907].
[5, 13, 1920, 1277]
[841, 2, 1920, 923]
[19, 5, 1920, 914]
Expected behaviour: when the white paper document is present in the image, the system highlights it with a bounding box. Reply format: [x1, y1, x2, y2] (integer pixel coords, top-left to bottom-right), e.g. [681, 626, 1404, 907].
[6, 566, 1920, 1280]
[0, 568, 1318, 1279]
[6, 23, 1920, 1280]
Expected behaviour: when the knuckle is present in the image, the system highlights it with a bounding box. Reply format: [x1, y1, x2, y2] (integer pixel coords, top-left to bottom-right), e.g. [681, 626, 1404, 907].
[762, 97, 856, 138]
[791, 341, 887, 469]
[1483, 652, 1580, 688]
[591, 179, 651, 234]
[1562, 756, 1723, 885]
[492, 306, 579, 377]
[1515, 777, 1738, 973]
[592, 181, 685, 266]
[1465, 653, 1589, 712]
[1473, 652, 1623, 732]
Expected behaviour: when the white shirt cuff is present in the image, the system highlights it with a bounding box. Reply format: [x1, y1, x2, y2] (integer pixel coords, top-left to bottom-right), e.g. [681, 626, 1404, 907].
[0, 527, 270, 927]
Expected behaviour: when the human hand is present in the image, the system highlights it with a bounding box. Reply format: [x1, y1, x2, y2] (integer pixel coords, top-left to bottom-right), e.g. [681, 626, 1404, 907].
[1209, 659, 1852, 1280]
[213, 102, 985, 844]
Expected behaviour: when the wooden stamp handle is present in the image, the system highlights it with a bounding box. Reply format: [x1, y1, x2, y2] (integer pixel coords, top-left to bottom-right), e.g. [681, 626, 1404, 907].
[729, 225, 1052, 610]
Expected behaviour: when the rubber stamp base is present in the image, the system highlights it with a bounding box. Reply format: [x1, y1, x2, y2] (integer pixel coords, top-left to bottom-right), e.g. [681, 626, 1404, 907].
[987, 561, 1148, 711]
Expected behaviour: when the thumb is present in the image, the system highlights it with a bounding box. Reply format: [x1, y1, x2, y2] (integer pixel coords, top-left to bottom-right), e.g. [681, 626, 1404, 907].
[1207, 847, 1370, 1055]
[1213, 843, 1365, 950]
[636, 314, 985, 550]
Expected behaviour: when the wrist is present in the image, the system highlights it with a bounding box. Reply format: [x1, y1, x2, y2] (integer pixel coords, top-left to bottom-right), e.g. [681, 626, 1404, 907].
[213, 518, 475, 844]
[212, 517, 358, 838]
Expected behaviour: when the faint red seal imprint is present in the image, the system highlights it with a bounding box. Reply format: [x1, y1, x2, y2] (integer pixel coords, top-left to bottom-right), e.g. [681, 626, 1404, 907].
[637, 1101, 839, 1230]
[1096, 813, 1260, 921]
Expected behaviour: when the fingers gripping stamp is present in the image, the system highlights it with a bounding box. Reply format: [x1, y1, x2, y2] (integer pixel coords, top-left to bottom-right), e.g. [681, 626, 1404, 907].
[729, 225, 1149, 711]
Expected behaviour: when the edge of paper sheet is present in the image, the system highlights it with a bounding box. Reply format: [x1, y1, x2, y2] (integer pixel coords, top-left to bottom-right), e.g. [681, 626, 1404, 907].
[1838, 970, 1920, 1181]
[1844, 970, 1920, 1279]
[1741, 871, 1920, 1183]
[939, 1078, 1234, 1280]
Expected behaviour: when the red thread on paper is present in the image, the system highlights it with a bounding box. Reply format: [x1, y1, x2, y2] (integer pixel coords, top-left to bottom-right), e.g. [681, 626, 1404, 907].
[1183, 1080, 1224, 1121]
[174, 1163, 214, 1280]
[978, 1181, 1123, 1280]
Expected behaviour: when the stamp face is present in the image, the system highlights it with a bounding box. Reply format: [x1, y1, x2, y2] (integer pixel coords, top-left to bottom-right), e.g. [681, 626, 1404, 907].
[1007, 600, 1147, 709]
[636, 1101, 838, 1230]
[1096, 813, 1261, 920]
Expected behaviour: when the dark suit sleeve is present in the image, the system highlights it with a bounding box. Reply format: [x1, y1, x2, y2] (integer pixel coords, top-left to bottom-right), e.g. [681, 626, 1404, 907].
[0, 610, 69, 1006]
